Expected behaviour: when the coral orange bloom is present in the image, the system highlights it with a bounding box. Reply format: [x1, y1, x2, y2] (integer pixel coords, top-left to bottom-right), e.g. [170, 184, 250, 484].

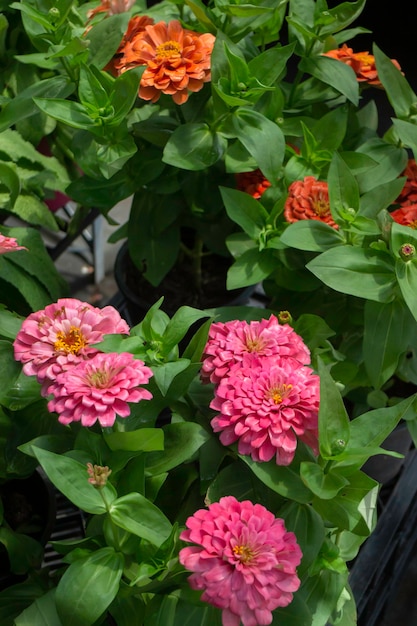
[105, 15, 155, 75]
[396, 159, 417, 206]
[116, 20, 215, 104]
[284, 176, 338, 229]
[236, 169, 271, 199]
[390, 205, 417, 229]
[323, 44, 401, 86]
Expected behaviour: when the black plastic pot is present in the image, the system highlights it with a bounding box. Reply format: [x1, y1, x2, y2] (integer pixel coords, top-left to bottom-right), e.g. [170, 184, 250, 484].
[114, 241, 256, 325]
[0, 468, 56, 591]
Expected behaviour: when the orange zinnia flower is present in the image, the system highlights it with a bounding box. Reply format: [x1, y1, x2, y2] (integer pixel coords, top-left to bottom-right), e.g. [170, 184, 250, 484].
[284, 176, 338, 229]
[396, 159, 417, 206]
[323, 44, 401, 86]
[105, 15, 155, 75]
[115, 20, 215, 104]
[390, 205, 417, 229]
[236, 169, 271, 199]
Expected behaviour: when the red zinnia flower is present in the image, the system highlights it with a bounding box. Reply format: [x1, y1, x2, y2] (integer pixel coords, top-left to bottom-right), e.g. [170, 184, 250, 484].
[179, 496, 302, 626]
[396, 159, 417, 206]
[235, 169, 271, 199]
[114, 19, 215, 104]
[323, 44, 401, 86]
[390, 205, 417, 229]
[284, 176, 338, 228]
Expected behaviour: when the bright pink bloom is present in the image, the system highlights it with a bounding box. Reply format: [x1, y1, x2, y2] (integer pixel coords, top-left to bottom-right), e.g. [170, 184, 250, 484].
[47, 352, 153, 427]
[179, 496, 302, 626]
[0, 235, 27, 254]
[210, 356, 319, 465]
[201, 315, 310, 385]
[13, 298, 129, 393]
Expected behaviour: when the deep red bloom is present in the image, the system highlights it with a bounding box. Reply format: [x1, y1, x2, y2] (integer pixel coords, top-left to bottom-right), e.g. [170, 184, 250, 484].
[179, 496, 302, 626]
[390, 205, 417, 229]
[236, 170, 271, 199]
[396, 159, 417, 206]
[284, 176, 337, 228]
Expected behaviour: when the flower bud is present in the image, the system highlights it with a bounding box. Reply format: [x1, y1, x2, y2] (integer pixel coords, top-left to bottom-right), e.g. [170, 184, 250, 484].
[87, 462, 112, 488]
[278, 310, 293, 325]
[399, 243, 416, 261]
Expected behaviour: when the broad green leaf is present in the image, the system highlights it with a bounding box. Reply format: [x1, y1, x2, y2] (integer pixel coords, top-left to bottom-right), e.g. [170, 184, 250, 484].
[152, 360, 191, 397]
[0, 76, 74, 132]
[328, 152, 360, 218]
[231, 108, 285, 182]
[220, 186, 269, 239]
[0, 256, 52, 312]
[392, 118, 417, 157]
[0, 163, 20, 209]
[109, 492, 172, 546]
[9, 195, 59, 231]
[317, 359, 350, 459]
[162, 307, 211, 353]
[0, 340, 22, 400]
[299, 56, 359, 106]
[146, 422, 210, 474]
[280, 220, 345, 252]
[279, 502, 325, 578]
[87, 13, 131, 69]
[363, 299, 412, 389]
[374, 44, 417, 119]
[0, 527, 43, 574]
[56, 547, 123, 626]
[14, 589, 63, 626]
[299, 569, 348, 626]
[227, 247, 276, 289]
[300, 462, 349, 499]
[104, 428, 164, 452]
[0, 307, 23, 340]
[33, 98, 95, 130]
[31, 447, 113, 514]
[241, 455, 313, 504]
[359, 177, 407, 219]
[306, 246, 396, 302]
[248, 43, 296, 87]
[163, 123, 227, 170]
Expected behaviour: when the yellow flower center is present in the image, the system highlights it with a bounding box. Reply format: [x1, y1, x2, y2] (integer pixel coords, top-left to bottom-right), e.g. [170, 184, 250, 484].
[410, 219, 417, 229]
[312, 196, 330, 217]
[155, 40, 181, 59]
[88, 369, 110, 388]
[268, 383, 293, 404]
[233, 544, 254, 563]
[54, 326, 88, 354]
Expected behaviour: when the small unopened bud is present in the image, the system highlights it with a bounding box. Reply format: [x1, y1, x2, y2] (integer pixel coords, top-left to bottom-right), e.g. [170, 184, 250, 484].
[399, 243, 416, 261]
[278, 310, 292, 325]
[87, 462, 112, 488]
[48, 7, 60, 18]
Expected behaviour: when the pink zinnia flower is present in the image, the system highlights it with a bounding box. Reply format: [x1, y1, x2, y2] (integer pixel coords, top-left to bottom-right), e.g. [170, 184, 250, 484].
[0, 235, 27, 254]
[13, 298, 129, 393]
[47, 352, 153, 427]
[179, 496, 302, 626]
[201, 315, 310, 386]
[210, 356, 319, 465]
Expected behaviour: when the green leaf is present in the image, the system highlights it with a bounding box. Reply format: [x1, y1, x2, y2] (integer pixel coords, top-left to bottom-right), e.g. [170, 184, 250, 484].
[231, 108, 285, 182]
[10, 195, 59, 231]
[162, 307, 211, 353]
[104, 428, 164, 452]
[306, 246, 396, 303]
[0, 76, 74, 132]
[227, 247, 276, 289]
[280, 220, 345, 252]
[163, 123, 227, 171]
[87, 13, 131, 69]
[328, 152, 360, 218]
[240, 455, 313, 504]
[248, 43, 296, 87]
[33, 98, 95, 130]
[0, 340, 22, 400]
[317, 359, 350, 459]
[220, 186, 269, 239]
[31, 447, 113, 514]
[145, 422, 210, 475]
[56, 547, 123, 626]
[0, 527, 43, 574]
[299, 56, 359, 105]
[363, 299, 412, 389]
[109, 493, 172, 546]
[152, 360, 191, 396]
[279, 502, 325, 578]
[14, 589, 63, 626]
[392, 118, 417, 156]
[300, 462, 349, 499]
[374, 44, 417, 119]
[0, 162, 20, 209]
